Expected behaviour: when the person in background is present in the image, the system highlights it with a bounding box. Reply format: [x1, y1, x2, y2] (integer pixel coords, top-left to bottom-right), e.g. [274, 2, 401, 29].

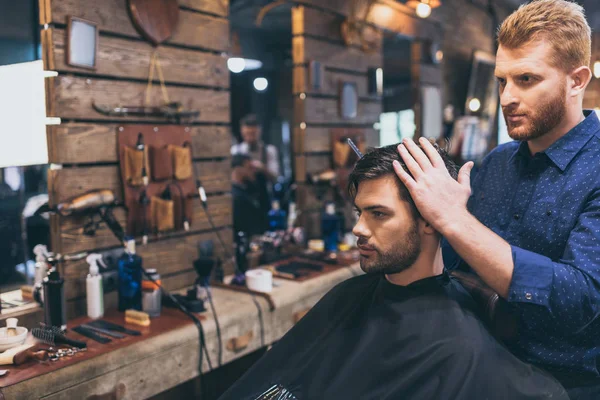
[395, 1, 600, 398]
[231, 154, 267, 236]
[231, 114, 280, 182]
[231, 114, 280, 223]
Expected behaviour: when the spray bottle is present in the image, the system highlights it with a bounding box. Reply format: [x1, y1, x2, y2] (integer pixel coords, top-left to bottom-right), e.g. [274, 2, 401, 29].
[86, 253, 105, 319]
[32, 245, 49, 304]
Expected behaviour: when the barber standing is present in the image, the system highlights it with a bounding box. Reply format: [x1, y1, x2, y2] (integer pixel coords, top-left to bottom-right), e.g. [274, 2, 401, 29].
[394, 1, 600, 399]
[231, 114, 281, 224]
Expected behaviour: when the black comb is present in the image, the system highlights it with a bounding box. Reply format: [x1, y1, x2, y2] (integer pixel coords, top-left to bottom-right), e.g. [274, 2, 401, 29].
[32, 327, 87, 349]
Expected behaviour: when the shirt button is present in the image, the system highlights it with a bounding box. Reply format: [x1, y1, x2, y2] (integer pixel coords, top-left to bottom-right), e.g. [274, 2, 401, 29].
[513, 214, 521, 220]
[546, 210, 552, 216]
[525, 293, 533, 300]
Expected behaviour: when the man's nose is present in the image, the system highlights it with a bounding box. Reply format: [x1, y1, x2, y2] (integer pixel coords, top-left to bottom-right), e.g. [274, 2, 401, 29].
[500, 82, 519, 108]
[352, 216, 370, 238]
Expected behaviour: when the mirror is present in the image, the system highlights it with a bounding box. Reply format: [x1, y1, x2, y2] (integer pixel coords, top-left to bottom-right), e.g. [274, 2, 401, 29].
[465, 50, 497, 117]
[229, 0, 294, 244]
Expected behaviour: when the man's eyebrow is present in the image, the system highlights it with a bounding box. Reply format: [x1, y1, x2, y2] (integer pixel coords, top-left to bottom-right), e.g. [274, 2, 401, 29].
[362, 205, 393, 212]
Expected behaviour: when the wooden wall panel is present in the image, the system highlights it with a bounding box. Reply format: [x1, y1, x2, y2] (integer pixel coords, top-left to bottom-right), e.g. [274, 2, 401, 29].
[51, 29, 229, 88]
[293, 7, 343, 39]
[179, 0, 229, 16]
[52, 76, 230, 123]
[47, 0, 229, 51]
[301, 98, 382, 125]
[293, 36, 382, 72]
[293, 66, 372, 98]
[63, 227, 234, 301]
[43, 0, 233, 318]
[57, 194, 232, 255]
[48, 124, 231, 164]
[48, 160, 230, 205]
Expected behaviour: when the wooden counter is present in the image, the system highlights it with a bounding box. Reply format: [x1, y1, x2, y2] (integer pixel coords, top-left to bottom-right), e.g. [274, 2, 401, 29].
[0, 264, 361, 399]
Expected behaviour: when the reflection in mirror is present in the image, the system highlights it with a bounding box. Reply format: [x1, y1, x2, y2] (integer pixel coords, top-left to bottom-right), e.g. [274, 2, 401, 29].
[465, 50, 497, 118]
[377, 35, 413, 146]
[229, 0, 295, 259]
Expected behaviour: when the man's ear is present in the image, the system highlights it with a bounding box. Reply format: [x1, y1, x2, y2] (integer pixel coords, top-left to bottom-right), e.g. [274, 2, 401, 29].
[568, 66, 592, 98]
[418, 218, 438, 236]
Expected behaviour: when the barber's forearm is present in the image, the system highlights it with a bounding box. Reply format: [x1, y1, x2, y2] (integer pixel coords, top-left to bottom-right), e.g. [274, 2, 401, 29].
[441, 212, 514, 298]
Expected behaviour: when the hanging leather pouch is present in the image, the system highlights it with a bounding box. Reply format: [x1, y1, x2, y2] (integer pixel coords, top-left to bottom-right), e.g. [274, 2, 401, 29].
[150, 195, 175, 232]
[123, 146, 150, 187]
[169, 144, 193, 181]
[149, 145, 173, 181]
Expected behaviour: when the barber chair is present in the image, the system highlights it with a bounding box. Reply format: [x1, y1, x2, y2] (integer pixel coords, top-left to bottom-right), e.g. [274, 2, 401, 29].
[449, 270, 519, 342]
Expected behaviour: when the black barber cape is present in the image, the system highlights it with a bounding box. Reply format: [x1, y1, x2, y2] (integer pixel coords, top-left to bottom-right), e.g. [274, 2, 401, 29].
[219, 272, 569, 400]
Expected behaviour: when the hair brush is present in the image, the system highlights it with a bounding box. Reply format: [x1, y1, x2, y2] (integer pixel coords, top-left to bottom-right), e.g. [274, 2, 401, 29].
[32, 327, 87, 349]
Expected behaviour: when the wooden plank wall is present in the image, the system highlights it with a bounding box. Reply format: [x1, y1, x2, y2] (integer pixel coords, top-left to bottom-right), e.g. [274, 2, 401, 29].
[39, 0, 233, 317]
[291, 5, 382, 239]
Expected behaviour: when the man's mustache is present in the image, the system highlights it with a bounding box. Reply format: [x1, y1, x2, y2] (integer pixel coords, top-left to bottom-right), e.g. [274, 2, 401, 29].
[357, 237, 376, 251]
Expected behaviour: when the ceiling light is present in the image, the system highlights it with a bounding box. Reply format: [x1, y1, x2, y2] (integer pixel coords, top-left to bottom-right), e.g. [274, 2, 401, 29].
[468, 98, 481, 112]
[594, 61, 600, 79]
[227, 58, 245, 73]
[406, 0, 441, 19]
[254, 77, 268, 92]
[416, 3, 431, 18]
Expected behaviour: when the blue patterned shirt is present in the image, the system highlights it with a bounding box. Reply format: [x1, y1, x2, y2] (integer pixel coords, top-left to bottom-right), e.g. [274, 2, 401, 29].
[444, 110, 600, 381]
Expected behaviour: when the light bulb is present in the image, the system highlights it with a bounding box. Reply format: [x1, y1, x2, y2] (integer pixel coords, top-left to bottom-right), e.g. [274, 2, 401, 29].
[468, 98, 481, 112]
[253, 77, 268, 92]
[416, 2, 432, 18]
[594, 61, 600, 79]
[227, 57, 245, 73]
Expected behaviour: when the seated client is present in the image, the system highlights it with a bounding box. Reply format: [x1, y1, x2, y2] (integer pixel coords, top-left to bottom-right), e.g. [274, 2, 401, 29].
[219, 144, 568, 400]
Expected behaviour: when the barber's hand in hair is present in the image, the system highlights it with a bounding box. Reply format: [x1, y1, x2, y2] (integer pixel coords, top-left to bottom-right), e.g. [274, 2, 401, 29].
[393, 137, 474, 233]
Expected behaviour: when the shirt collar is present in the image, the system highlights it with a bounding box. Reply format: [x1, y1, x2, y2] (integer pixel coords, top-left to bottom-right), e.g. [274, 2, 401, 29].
[509, 110, 600, 171]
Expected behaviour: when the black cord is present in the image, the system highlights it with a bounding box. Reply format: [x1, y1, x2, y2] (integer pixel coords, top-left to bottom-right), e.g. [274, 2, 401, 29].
[198, 188, 267, 350]
[166, 181, 189, 230]
[205, 286, 223, 367]
[251, 295, 266, 348]
[140, 268, 213, 378]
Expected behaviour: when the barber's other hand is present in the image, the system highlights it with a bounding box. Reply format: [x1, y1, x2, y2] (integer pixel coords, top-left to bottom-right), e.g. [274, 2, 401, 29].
[393, 137, 474, 233]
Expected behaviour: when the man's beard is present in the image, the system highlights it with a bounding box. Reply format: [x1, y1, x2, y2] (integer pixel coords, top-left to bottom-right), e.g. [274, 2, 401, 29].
[358, 221, 421, 275]
[503, 82, 566, 142]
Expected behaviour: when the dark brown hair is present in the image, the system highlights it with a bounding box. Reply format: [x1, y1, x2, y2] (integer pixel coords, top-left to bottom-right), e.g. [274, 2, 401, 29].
[348, 141, 458, 216]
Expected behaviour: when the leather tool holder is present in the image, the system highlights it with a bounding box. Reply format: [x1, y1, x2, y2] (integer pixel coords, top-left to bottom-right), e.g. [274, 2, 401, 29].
[149, 145, 173, 181]
[123, 145, 150, 187]
[150, 195, 175, 232]
[118, 125, 197, 238]
[169, 143, 193, 180]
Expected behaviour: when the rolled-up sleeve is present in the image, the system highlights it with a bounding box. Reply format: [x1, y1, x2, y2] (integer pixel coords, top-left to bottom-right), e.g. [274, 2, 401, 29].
[507, 188, 600, 333]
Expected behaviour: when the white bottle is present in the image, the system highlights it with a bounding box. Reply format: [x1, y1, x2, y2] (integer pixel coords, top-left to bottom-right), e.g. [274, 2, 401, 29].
[287, 202, 298, 229]
[86, 253, 105, 319]
[33, 245, 49, 286]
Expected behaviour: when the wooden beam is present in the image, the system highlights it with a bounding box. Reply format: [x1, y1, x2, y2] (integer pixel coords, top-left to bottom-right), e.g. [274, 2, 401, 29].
[293, 66, 375, 99]
[48, 123, 231, 164]
[179, 0, 229, 17]
[51, 29, 229, 88]
[293, 36, 382, 72]
[62, 226, 234, 300]
[300, 97, 382, 125]
[52, 76, 230, 123]
[49, 1, 229, 52]
[47, 160, 231, 205]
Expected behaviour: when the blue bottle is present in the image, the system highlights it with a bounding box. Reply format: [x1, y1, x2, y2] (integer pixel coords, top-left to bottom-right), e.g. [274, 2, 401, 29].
[321, 203, 340, 252]
[118, 237, 143, 311]
[268, 200, 287, 231]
